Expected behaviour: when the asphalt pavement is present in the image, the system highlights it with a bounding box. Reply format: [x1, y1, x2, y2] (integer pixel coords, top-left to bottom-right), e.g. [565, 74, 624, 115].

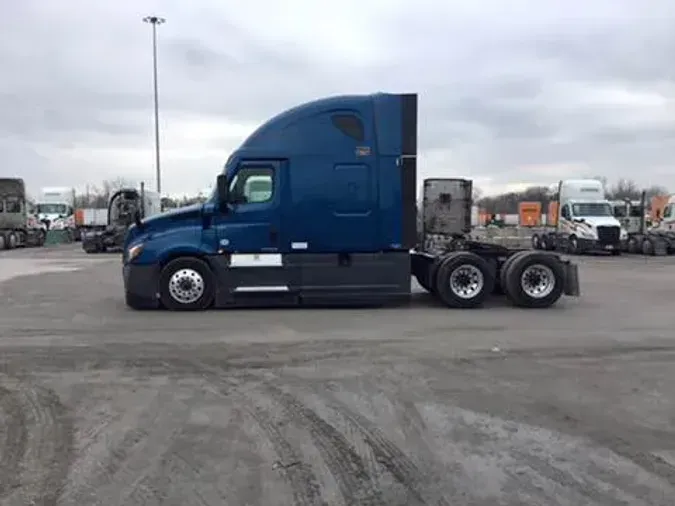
[1, 244, 674, 505]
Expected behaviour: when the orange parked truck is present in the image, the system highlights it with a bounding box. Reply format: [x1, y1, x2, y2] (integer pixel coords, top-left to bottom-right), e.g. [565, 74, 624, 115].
[518, 201, 542, 226]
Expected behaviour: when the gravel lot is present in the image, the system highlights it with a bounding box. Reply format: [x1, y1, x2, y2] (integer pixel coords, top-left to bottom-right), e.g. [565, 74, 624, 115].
[1, 245, 674, 505]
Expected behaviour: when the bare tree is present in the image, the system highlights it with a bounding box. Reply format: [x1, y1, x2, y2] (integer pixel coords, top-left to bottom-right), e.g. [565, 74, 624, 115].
[73, 178, 137, 208]
[472, 186, 483, 203]
[607, 178, 640, 200]
[644, 184, 669, 199]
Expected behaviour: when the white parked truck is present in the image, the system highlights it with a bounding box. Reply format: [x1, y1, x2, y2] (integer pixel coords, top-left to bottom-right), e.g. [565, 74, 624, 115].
[36, 186, 75, 230]
[531, 179, 626, 255]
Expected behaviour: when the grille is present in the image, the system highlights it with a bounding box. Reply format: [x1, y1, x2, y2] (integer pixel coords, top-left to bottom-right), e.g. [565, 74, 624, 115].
[597, 225, 620, 244]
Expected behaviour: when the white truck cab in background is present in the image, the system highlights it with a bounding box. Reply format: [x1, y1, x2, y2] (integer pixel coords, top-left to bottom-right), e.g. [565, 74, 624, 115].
[36, 187, 75, 229]
[532, 179, 626, 254]
[653, 195, 675, 231]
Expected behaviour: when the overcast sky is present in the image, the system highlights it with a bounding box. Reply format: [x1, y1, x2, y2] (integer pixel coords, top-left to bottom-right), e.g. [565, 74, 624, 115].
[2, 0, 675, 198]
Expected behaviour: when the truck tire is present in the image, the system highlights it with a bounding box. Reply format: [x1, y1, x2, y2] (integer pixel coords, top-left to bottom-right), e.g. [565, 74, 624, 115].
[627, 237, 639, 254]
[0, 234, 5, 250]
[159, 257, 216, 311]
[434, 252, 495, 308]
[540, 234, 551, 251]
[531, 234, 541, 250]
[37, 230, 46, 247]
[6, 232, 17, 250]
[642, 239, 654, 256]
[499, 250, 532, 294]
[503, 252, 565, 308]
[566, 235, 579, 255]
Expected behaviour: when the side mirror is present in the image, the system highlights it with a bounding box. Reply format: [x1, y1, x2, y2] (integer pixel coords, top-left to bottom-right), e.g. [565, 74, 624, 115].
[216, 174, 229, 210]
[134, 210, 142, 229]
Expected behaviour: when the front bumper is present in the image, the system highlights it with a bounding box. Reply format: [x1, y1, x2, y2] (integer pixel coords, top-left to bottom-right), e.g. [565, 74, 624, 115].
[123, 263, 161, 309]
[577, 238, 621, 252]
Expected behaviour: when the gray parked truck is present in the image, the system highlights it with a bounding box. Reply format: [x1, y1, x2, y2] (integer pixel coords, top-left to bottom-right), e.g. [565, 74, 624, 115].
[82, 184, 161, 254]
[0, 178, 47, 250]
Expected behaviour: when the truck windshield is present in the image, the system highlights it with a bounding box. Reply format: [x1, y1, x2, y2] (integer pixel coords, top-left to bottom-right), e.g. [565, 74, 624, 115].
[37, 203, 67, 215]
[629, 205, 644, 218]
[572, 203, 612, 217]
[612, 205, 627, 218]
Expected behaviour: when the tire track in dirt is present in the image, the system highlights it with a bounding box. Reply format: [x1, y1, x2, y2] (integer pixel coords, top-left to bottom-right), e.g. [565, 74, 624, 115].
[0, 380, 73, 506]
[286, 373, 452, 505]
[414, 358, 675, 503]
[245, 402, 326, 506]
[0, 386, 27, 497]
[186, 359, 386, 506]
[177, 360, 326, 506]
[262, 384, 387, 506]
[58, 386, 191, 506]
[530, 401, 675, 488]
[316, 388, 451, 505]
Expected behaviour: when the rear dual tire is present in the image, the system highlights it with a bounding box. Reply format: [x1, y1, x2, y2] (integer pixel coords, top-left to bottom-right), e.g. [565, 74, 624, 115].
[433, 250, 565, 309]
[501, 252, 565, 308]
[434, 252, 495, 308]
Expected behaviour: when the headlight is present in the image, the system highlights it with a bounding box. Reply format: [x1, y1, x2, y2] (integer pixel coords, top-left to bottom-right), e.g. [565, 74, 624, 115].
[127, 243, 144, 262]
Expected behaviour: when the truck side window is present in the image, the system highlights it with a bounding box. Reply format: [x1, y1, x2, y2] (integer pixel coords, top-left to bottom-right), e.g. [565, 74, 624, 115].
[561, 204, 571, 219]
[664, 205, 672, 219]
[331, 114, 365, 142]
[229, 167, 274, 204]
[5, 196, 21, 213]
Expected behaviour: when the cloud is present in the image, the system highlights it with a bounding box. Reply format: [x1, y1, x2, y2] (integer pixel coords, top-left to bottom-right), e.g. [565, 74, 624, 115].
[1, 0, 675, 197]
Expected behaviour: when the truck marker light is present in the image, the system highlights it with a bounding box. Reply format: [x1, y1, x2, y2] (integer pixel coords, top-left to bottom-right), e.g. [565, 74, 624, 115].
[127, 243, 144, 262]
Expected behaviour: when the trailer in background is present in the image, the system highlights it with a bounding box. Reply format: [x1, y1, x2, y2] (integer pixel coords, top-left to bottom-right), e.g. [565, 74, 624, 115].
[72, 207, 108, 241]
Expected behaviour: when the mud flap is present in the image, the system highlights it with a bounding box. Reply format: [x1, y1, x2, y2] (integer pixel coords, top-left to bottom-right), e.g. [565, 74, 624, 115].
[563, 262, 580, 296]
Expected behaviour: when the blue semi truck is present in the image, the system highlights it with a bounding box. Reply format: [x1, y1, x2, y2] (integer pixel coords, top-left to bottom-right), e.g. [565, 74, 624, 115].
[122, 93, 580, 311]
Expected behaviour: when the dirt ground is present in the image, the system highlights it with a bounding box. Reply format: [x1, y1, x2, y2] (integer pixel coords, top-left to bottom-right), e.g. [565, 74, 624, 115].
[1, 245, 674, 506]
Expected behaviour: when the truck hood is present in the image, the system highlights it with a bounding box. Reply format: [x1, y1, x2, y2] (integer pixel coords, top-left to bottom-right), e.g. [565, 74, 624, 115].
[573, 216, 621, 228]
[141, 203, 204, 229]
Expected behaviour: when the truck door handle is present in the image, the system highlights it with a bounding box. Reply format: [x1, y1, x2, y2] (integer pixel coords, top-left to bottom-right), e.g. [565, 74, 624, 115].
[269, 228, 278, 244]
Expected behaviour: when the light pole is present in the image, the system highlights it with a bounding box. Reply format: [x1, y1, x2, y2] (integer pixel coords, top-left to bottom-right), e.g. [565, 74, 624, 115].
[143, 15, 165, 196]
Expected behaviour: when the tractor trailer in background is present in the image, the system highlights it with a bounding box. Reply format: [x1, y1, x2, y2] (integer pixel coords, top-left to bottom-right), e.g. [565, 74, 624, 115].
[36, 187, 75, 230]
[0, 178, 46, 249]
[531, 179, 626, 255]
[83, 184, 161, 253]
[612, 192, 675, 255]
[122, 92, 580, 311]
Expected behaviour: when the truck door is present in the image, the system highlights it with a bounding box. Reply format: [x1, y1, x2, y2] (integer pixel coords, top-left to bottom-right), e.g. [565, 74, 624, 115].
[210, 160, 293, 302]
[214, 160, 282, 252]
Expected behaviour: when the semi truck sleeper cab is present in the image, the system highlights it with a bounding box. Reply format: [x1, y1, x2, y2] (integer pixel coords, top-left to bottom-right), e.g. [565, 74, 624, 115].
[123, 92, 580, 311]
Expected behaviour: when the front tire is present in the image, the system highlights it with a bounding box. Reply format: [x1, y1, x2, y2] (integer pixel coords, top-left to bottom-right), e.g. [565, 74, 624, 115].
[567, 235, 579, 255]
[159, 257, 215, 311]
[434, 252, 495, 308]
[6, 232, 17, 250]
